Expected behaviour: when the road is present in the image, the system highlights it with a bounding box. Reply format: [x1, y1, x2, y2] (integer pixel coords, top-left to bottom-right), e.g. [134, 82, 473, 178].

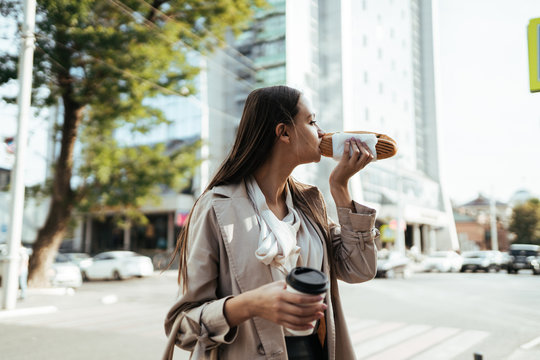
[0, 271, 539, 359]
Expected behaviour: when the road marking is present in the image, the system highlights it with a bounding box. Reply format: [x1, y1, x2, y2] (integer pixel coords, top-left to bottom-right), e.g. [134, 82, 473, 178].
[348, 319, 381, 333]
[0, 302, 162, 333]
[350, 322, 406, 344]
[363, 327, 460, 360]
[355, 324, 431, 359]
[410, 330, 490, 360]
[0, 305, 57, 319]
[521, 335, 540, 350]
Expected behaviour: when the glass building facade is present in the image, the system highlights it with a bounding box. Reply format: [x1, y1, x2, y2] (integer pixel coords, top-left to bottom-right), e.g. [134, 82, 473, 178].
[213, 0, 458, 253]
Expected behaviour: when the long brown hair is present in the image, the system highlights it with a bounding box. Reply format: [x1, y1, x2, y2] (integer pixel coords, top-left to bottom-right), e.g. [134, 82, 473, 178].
[171, 86, 331, 289]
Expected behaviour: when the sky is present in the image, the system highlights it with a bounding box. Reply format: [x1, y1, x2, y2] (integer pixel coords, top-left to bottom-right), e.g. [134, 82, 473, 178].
[435, 0, 540, 205]
[1, 0, 539, 206]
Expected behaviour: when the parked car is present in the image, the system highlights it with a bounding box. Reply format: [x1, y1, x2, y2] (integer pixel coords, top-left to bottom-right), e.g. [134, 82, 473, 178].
[485, 250, 505, 270]
[499, 252, 511, 270]
[1, 247, 82, 288]
[531, 257, 540, 275]
[422, 251, 463, 272]
[507, 244, 540, 275]
[376, 250, 411, 278]
[62, 253, 92, 269]
[50, 253, 83, 288]
[81, 251, 154, 281]
[460, 251, 499, 272]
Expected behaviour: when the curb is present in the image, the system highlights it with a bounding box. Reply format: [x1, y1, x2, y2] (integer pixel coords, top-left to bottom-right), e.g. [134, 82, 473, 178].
[27, 287, 76, 296]
[0, 305, 58, 319]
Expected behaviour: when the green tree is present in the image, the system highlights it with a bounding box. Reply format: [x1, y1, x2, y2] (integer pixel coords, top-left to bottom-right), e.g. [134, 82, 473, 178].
[509, 198, 540, 245]
[0, 0, 263, 286]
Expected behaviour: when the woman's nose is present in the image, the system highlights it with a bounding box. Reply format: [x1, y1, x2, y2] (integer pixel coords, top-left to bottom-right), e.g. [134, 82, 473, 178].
[317, 126, 325, 138]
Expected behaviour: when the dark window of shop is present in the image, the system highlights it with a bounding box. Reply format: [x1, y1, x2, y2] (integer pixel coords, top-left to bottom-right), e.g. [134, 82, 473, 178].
[132, 214, 169, 251]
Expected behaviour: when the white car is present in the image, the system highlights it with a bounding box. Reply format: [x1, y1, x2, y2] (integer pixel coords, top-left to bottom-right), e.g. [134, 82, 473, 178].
[62, 252, 91, 268]
[376, 250, 411, 278]
[81, 251, 154, 281]
[50, 254, 83, 288]
[460, 251, 494, 272]
[422, 251, 463, 272]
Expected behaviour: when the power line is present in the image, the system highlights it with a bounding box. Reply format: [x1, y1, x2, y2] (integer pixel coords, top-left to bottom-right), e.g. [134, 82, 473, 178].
[105, 0, 256, 92]
[33, 32, 242, 126]
[132, 0, 258, 71]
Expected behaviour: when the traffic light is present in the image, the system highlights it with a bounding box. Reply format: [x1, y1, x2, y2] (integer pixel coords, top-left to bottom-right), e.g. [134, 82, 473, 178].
[528, 18, 540, 93]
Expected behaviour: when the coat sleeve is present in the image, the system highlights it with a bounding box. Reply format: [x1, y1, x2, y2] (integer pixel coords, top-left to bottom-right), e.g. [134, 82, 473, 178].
[164, 192, 238, 355]
[328, 200, 379, 283]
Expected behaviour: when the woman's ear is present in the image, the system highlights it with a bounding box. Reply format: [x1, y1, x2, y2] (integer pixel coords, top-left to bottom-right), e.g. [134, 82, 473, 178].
[276, 123, 290, 143]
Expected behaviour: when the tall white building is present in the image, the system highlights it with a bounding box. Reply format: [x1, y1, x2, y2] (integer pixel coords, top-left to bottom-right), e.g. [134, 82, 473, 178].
[319, 0, 458, 252]
[207, 0, 458, 253]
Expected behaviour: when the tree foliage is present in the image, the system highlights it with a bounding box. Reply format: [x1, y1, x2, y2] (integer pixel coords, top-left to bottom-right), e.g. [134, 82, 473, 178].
[509, 198, 540, 245]
[0, 0, 264, 286]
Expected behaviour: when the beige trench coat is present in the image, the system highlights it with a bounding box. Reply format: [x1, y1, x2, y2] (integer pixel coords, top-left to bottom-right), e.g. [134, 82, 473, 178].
[164, 181, 378, 360]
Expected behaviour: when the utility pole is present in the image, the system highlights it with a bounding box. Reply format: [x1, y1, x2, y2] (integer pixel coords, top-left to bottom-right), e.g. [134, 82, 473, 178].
[1, 0, 36, 310]
[490, 191, 499, 251]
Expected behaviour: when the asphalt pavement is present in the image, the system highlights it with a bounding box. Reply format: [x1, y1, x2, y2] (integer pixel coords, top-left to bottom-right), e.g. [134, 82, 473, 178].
[0, 270, 539, 360]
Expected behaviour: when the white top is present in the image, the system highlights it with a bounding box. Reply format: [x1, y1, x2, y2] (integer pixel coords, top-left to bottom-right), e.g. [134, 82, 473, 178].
[245, 177, 324, 280]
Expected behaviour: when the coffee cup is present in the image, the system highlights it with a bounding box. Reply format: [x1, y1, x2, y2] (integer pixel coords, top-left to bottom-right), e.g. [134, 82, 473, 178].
[285, 266, 329, 336]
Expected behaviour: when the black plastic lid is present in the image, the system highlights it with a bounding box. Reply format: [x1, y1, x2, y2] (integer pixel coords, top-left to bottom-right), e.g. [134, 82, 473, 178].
[286, 267, 329, 295]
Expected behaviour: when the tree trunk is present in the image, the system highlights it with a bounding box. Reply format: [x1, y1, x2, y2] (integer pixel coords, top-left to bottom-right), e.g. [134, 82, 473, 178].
[28, 92, 83, 287]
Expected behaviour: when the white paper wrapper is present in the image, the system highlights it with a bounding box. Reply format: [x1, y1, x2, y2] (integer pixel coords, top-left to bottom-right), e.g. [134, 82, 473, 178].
[331, 133, 378, 161]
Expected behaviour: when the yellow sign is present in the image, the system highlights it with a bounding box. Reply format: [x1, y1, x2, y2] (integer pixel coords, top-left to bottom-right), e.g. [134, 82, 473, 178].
[528, 18, 540, 92]
[380, 225, 395, 243]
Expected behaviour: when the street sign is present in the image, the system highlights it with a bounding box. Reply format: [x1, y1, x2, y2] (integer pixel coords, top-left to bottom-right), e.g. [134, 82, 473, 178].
[528, 18, 540, 92]
[175, 210, 189, 226]
[380, 224, 395, 243]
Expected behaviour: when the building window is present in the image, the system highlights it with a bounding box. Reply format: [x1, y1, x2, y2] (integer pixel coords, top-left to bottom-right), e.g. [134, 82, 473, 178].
[256, 66, 286, 86]
[0, 170, 9, 189]
[364, 71, 368, 84]
[365, 108, 369, 122]
[378, 48, 382, 59]
[363, 35, 367, 47]
[379, 82, 383, 94]
[362, 0, 367, 11]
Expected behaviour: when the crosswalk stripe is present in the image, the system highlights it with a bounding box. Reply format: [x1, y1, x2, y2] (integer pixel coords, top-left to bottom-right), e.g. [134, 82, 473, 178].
[348, 319, 382, 333]
[410, 330, 490, 360]
[355, 324, 432, 359]
[364, 327, 460, 360]
[520, 335, 540, 350]
[350, 322, 406, 344]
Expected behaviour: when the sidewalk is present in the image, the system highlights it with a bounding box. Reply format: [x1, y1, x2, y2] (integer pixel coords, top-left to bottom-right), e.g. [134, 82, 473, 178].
[0, 282, 190, 360]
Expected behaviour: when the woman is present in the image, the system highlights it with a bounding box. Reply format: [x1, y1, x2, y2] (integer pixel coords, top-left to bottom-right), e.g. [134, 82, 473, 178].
[164, 86, 378, 360]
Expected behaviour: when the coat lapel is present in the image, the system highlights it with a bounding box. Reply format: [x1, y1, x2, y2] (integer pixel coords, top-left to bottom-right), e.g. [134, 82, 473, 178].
[211, 183, 273, 293]
[211, 181, 335, 359]
[212, 183, 286, 357]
